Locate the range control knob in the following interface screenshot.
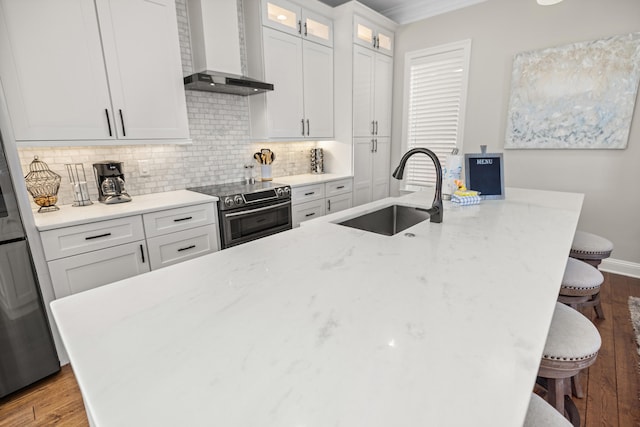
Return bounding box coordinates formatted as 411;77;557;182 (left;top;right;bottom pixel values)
234;195;243;205
275;188;284;197
224;197;234;207
283;187;291;195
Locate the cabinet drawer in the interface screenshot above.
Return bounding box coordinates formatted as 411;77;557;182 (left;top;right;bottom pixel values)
325;178;353;197
146;225;219;270
291;183;325;204
143;203;216;238
48;240;150;299
40;216;145;261
292;199;325;228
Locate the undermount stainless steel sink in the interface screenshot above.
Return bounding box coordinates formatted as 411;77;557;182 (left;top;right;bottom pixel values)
337;204;431;236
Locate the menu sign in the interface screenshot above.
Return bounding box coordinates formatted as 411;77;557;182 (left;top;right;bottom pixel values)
464;152;505;200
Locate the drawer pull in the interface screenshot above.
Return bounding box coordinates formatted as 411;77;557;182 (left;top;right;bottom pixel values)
140;244;145;263
85;233;112;241
177;245;196;252
305;212;316;217
304;192;315;196
173;216;193;222
336;185;345;190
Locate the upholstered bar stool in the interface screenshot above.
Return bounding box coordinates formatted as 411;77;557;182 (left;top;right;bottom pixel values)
537;302;601;425
558;257;605;318
569;231;613;319
524;393;572;427
570;230;613;269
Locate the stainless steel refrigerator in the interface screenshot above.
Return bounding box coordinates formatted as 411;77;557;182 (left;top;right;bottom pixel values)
0;131;59;398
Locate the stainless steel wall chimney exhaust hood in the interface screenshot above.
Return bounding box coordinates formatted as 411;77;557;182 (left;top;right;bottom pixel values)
184;0;273;96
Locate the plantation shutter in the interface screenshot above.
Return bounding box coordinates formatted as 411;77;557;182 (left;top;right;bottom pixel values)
403;41;470;189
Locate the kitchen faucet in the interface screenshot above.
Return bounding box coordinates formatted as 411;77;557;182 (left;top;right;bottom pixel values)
392;148;443;223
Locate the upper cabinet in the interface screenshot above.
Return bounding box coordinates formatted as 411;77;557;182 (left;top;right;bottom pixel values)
353;15;393;56
245;0;334;140
263;0;333;47
0;0;189;146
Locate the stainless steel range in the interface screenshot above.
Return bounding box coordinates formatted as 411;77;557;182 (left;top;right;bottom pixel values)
188;181;292;249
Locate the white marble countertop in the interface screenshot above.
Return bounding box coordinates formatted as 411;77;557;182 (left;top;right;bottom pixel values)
33;190;218;231
51;187;583;426
274;173;352;187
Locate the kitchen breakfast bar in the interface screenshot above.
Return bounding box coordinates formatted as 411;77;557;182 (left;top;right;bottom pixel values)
51;188;583;426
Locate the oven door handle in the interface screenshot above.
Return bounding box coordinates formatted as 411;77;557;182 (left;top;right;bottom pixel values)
224;201;291;217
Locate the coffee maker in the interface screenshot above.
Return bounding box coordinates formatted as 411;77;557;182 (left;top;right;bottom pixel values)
93;161;132;204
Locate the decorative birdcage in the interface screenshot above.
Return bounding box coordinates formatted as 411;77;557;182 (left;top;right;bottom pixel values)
24;156;62;213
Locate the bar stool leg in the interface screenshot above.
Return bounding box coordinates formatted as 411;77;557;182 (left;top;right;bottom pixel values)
571;372;585;398
547;377;566;416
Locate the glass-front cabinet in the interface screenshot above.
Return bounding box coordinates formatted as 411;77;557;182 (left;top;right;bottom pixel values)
262;0;333;47
353;15;393;56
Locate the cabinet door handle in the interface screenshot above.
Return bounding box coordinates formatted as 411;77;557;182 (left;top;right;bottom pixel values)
304;191;315;196
375;121;378;135
119;109;126;137
173;216;193;222
305;212;316;217
177;244;196;252
104;109;112;137
304;22;308;36
375;138;378;153
306;119;310;136
371;139;375;153
298;20;302;34
301;119;305;136
140;244;145;263
85;232;111;240
371;120;375;135
336;185;345;190
376;36;380;49
372;36;377;48
327;199;331;211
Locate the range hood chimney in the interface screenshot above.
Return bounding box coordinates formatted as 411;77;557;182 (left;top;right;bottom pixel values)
184;0;273;96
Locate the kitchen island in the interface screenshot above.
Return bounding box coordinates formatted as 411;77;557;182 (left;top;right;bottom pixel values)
51;188;583;426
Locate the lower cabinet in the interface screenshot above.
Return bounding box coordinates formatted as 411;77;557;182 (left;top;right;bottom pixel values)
292;199;325;228
47;240;150;299
326;192;352;214
41;201;219;299
146;225;218;270
353;137;390;206
291;178;353;227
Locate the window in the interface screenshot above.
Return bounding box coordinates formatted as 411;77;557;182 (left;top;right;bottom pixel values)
401;40;471;190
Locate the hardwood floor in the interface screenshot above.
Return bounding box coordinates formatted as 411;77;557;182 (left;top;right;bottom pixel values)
0;273;638;426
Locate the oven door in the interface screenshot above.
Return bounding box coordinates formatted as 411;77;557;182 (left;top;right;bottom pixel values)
220;200;292;249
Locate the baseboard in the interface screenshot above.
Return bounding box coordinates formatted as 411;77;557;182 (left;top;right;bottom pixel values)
600;258;640;279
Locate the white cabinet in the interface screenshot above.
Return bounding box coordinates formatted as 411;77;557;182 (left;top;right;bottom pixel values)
292;199;325;227
0;0;188;144
146;225;217;270
291;178;352;226
246;0;334;140
143;203;219;270
262;0;333;47
41;202;219;298
353;45;393;138
47;241;150;299
353;137;390;206
353;15;394;56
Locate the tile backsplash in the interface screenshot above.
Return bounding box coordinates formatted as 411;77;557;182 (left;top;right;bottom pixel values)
17;0;320;207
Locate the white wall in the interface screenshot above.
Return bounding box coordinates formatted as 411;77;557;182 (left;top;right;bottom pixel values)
391;0;640;268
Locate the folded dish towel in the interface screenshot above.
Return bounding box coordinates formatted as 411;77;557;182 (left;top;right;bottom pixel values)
451;194;481;205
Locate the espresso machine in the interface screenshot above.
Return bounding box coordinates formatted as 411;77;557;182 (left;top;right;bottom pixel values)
93;161;132;204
